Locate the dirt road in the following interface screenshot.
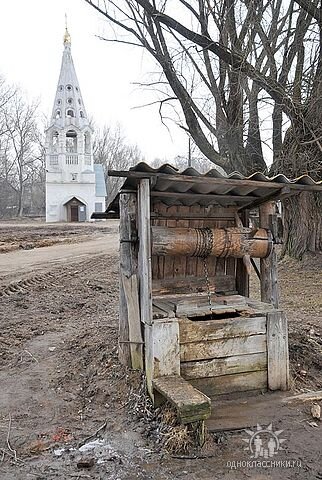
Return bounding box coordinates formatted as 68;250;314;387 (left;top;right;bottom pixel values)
0;234;119;281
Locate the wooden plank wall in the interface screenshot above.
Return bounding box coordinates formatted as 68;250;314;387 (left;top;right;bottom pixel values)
179;316;268;397
151;202;238;295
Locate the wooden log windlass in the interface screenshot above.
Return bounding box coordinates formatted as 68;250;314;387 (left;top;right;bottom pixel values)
152;226;272;259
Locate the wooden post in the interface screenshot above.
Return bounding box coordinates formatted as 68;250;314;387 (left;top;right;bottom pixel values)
121;274;143;370
119;192;142;368
259;202;279;308
236;209;249;297
138;179;153;326
267;311;289;391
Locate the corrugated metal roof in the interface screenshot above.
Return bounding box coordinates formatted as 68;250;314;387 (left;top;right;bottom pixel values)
94;164;107;197
105;162;322;213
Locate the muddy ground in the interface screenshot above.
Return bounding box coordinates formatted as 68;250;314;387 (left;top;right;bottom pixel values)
0;220;112;253
0;223;321;479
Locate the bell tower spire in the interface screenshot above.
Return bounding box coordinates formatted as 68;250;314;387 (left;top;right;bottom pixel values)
49;20;88;127
63;14;71;46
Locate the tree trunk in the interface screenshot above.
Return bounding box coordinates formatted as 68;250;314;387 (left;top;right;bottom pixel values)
282;192;322;258
273;4;322;258
17;184;24;217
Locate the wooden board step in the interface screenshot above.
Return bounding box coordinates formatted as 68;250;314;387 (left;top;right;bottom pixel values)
206;391;290;432
153;375;211;424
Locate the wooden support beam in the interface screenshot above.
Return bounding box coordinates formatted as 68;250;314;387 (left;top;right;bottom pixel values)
152;375;211;424
150;191;257;202
121;274;143;370
240;186;297;210
138;179;153;325
119;193;140;367
267;311;289;391
259;202;279;307
251;258;261;280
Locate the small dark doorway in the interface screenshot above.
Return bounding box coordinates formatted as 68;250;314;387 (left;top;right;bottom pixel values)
70;205;79;222
64;197;86;222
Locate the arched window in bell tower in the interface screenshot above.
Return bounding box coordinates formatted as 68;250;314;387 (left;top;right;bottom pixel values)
52;131;59;152
84;131;91;154
66;130;77;153
66;109;75;118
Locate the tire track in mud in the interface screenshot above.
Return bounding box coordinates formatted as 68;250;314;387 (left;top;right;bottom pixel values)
0;255;107;298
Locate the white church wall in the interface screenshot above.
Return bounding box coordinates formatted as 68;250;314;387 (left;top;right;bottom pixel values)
46;183;97;222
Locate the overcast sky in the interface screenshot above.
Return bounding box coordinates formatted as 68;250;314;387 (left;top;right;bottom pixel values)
0;0;188;162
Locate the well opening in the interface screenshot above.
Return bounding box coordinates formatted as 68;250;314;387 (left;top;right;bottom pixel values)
187;311;242;321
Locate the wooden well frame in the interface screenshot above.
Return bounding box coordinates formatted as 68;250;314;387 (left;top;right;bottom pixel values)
110;166;322;425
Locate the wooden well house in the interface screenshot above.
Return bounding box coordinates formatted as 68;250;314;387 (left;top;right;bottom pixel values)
102;163;322;427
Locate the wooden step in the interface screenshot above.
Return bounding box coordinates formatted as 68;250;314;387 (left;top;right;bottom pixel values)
152;375;211;424
206;391;291;432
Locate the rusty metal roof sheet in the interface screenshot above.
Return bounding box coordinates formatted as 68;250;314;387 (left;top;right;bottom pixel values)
99;162;322;215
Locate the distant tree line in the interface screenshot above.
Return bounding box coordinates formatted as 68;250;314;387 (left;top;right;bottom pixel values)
0;76;45;217
92;123;142;202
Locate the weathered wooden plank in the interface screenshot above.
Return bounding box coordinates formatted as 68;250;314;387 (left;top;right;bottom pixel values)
145;319;180;397
267;311;289;391
151;207;159;280
152;304;169;320
152;204;237;219
281;390;322;403
222;294;247;305
260;202;279;308
179;317;266;344
119;192;138;367
190;370;267;397
246;299;274;311
180;334;267;362
207;391;290;432
138;179;153;325
150;191;257;202
175;295;247;316
152;299;176;317
152;274;236;295
153;375;211;423
153;321;180;378
121;274;143;370
155;203;167;280
181;352;267;379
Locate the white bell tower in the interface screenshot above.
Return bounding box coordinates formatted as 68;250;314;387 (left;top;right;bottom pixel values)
45;23;106;222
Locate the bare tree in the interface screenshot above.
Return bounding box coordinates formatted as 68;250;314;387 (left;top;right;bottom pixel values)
0;85;43;216
93;124;142;200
